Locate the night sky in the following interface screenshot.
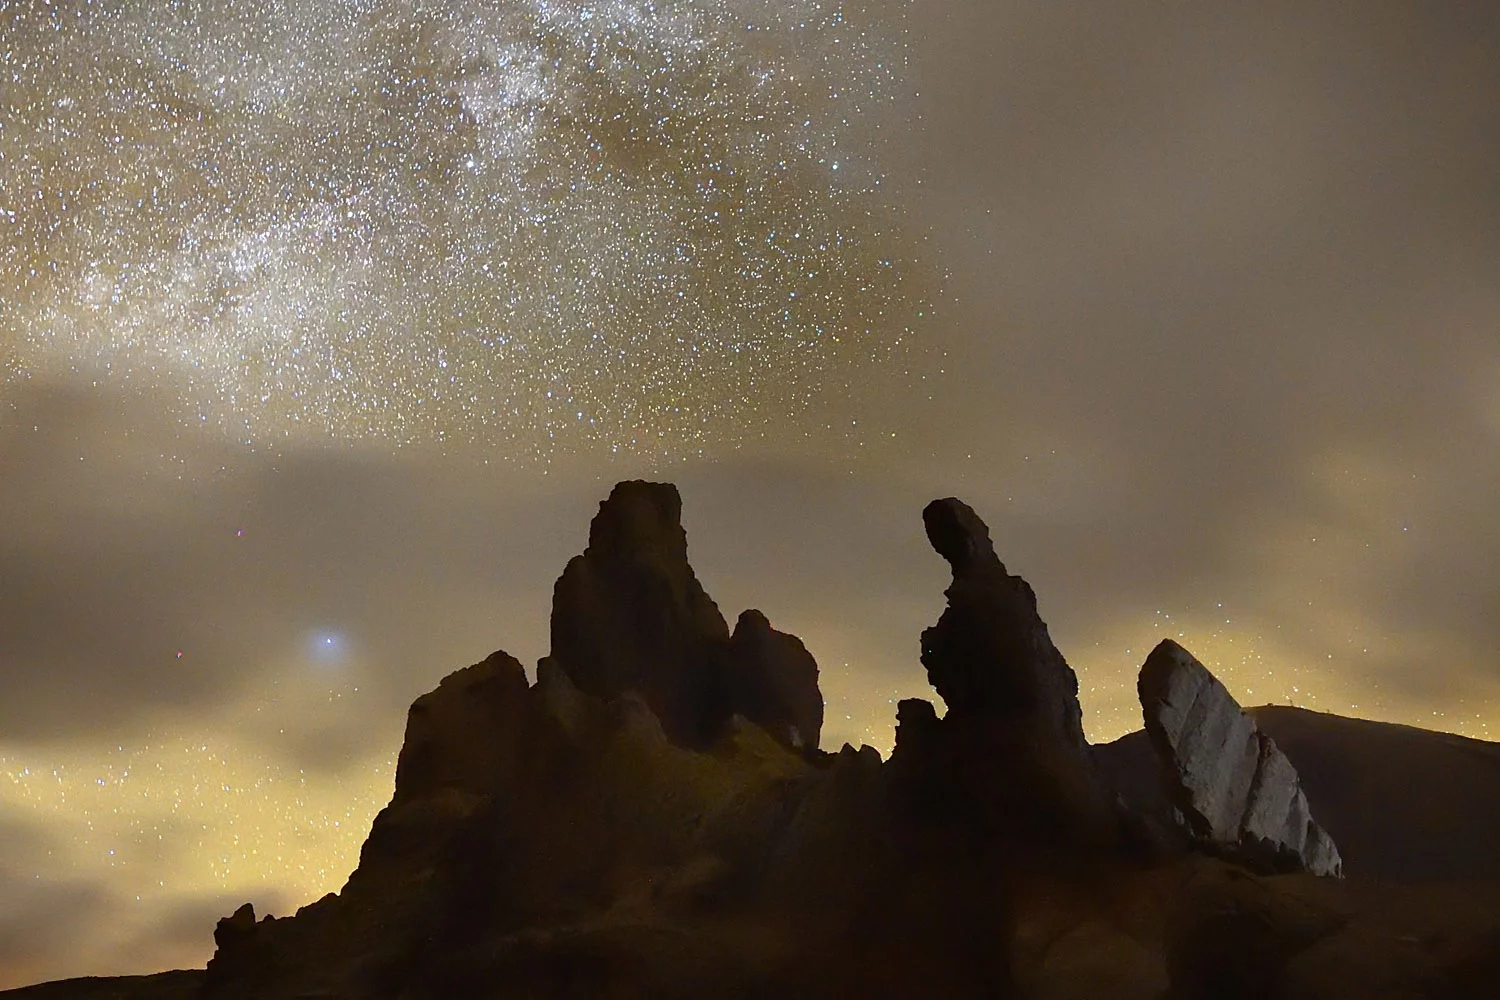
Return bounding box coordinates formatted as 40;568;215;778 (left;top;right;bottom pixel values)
3;0;1499;986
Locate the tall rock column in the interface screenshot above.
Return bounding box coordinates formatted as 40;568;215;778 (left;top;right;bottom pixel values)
549;480;823;750
895;498;1116;844
550;480;731;747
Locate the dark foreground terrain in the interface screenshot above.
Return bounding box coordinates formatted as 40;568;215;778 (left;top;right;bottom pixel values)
6;482;1499;998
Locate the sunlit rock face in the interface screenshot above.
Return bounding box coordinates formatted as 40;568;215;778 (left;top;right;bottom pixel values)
1139;639;1342;877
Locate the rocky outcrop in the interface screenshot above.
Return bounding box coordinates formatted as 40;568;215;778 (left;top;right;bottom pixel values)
549;480;732;746
723;609;822;750
201;642;817;999
897;498;1117;844
917;498;1089;745
1139;639;1341;876
1250;705;1500;881
176;482;1500;1000
550;480;820;750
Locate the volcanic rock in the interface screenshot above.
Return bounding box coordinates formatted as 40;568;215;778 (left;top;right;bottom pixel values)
1138;639;1342;876
86;480;1500;1000
201;643;816;999
1250;705;1500;881
917;498;1089;746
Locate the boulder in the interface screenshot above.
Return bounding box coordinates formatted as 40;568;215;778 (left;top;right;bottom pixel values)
1138;639;1341;876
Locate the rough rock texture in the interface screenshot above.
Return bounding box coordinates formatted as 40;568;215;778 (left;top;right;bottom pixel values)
918;498;1088;743
550;480;820;750
549;480;732;746
201;647;819;999
1139;639;1342;876
898;498;1117;844
1093;703;1500;883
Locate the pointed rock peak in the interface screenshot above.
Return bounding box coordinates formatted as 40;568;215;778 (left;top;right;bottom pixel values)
918;498;1081;744
213;903;257;950
586;479;691;566
913;498;1119;842
923;497;1004;578
1138;638;1200;707
551;482;823;751
1138;639;1342;877
734;608;772;635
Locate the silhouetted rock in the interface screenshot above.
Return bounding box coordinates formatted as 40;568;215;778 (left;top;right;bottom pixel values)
212;904;257;952
550;480;731;747
919;499;1084;735
901;497;1117;843
1139;639;1341;876
0;971;205;999
42;481;1500;1000
549;480;821;751
201;642;816;999
723;609;822;749
390;649;532;803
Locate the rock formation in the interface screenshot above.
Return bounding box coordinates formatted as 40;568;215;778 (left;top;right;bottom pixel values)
894;497;1118;844
1249;705;1500;881
549;480;820;750
1138;639;1342;876
41;481;1496;1000
722;609;823;750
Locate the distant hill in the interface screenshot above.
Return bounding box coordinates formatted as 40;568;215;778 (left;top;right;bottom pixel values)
0;972;202;1000
1094;705;1500;882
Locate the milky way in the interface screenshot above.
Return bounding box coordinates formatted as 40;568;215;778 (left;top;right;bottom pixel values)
1;0;928;457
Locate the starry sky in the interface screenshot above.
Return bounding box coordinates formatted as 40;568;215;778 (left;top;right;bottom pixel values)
2;0;1499;986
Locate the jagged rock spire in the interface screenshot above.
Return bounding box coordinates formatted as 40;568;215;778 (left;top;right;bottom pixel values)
923;496;1004;577
549;481;730;746
918;497;1087;750
902;497;1116;844
549;480;822;750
